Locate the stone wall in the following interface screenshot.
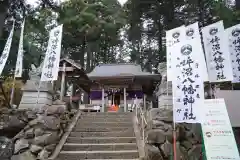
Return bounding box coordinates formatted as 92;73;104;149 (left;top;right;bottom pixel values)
10;101;75;160
145;108;204;160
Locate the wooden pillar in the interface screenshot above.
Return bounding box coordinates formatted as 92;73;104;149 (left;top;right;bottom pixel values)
70;83;73;106
102;87;105;112
124;87;127;112
143;94;146;111
60;62;66;101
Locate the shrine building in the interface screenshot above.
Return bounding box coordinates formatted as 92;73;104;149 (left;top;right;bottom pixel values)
87;63;160;112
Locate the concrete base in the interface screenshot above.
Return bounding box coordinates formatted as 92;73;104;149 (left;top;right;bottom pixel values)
18;80;53;110
19;92;53;109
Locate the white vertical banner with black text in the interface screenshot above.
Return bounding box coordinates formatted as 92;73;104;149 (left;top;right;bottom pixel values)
0;21;15;75
15;19;25;77
172;39;205;123
185;22;201;40
225;24;240;83
166;26;185;81
185;22;209;82
202;20;233;82
41;24;63;81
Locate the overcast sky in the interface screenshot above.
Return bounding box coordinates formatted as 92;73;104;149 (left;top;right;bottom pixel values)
25;0;128;6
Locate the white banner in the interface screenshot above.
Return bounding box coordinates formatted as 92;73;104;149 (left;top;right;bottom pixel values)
185;22;209;82
15;19;25;77
172;39;205;123
186;22;201;40
0;21;15;75
202;20;233;82
166;26;185;81
202;99;240;160
225;24;240;83
41;24;63;81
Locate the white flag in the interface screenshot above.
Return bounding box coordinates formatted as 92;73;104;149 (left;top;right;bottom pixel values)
0;21;15;75
172;39;205;123
202;20;233;82
185;22;209;82
225;24;240;83
15;19;25;77
40;24;63;81
166;26;185;81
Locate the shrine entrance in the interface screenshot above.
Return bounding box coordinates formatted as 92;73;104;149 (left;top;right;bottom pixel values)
87;63;160;112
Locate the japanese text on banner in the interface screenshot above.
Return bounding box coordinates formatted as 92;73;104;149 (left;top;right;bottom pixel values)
41;24;63;81
185;22;209;82
166;26;185;82
202;20;233;82
172;39;205;123
0;21;15;76
15;19;25;78
225;24;240;83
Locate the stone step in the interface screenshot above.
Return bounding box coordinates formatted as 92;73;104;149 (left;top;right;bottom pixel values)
57;150;139;159
73;127;132;132
82;113;133;117
79;116;132;122
62;143;137;151
66;137;136;143
83;112;133;116
57;159;139;160
75;122;133;128
57;159;138;160
79;118;132;122
70;130;135;137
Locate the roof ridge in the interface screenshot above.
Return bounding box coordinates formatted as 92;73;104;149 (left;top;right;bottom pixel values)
98;63;139;66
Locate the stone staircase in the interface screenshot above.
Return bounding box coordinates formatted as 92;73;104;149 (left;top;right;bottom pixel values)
56;112;139;160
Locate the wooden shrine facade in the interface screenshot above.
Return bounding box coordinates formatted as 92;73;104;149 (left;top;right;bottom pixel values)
87;63;161;112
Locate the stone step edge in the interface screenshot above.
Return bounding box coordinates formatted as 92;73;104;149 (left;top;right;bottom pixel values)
74;127;133;128
74;159;139;160
70;131;134;133
76;122;133;124
67;137;136;139
64;143;137;146
60;150;138;154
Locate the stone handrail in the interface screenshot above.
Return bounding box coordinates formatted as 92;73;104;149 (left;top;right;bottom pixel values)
135;103;147;143
48;110;82;160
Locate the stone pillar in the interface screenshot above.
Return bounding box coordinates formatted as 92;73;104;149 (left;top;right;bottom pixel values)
102;87;105;112
124;88;127;112
60;62;66;101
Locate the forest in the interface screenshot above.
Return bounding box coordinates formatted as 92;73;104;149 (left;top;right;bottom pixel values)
0;0;239;80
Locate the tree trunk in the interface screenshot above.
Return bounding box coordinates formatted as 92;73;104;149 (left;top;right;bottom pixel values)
0;12;6;39
79;35;86;68
86;42;92;73
164;0;176;29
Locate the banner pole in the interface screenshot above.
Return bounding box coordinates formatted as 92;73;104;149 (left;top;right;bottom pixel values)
10;75;16;106
167;80;177;160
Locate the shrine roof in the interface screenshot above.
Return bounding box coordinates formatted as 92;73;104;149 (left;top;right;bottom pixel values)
87;63;160;80
60;58;82;70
